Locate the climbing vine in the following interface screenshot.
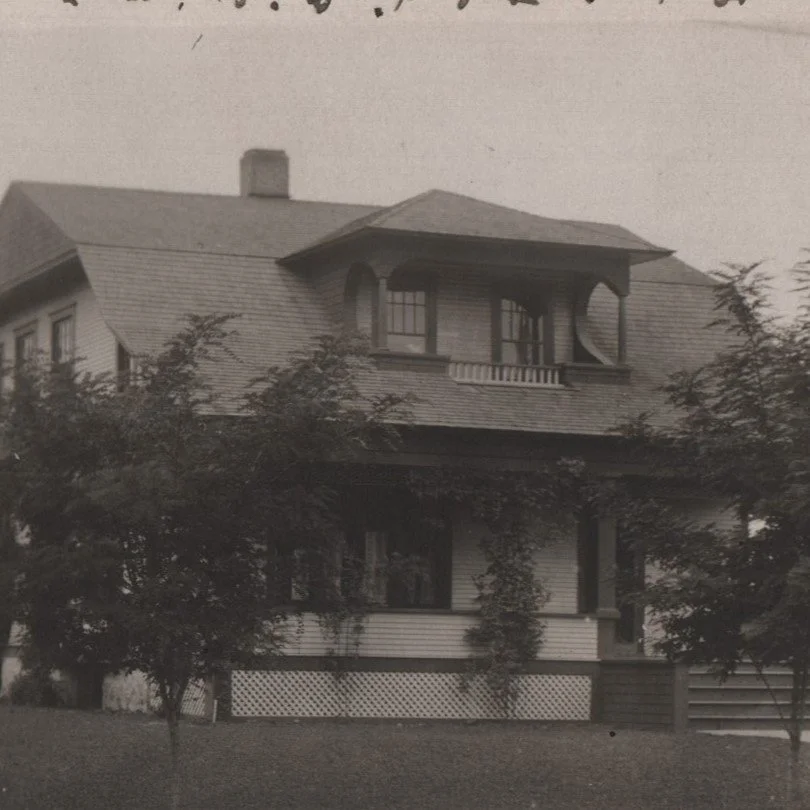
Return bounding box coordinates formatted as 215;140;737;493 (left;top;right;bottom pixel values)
409;460;585;716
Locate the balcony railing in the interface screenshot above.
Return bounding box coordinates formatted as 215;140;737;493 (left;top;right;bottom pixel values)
449;361;562;388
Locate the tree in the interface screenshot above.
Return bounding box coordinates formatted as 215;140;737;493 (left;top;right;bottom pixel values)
614;263;810;805
0;316;407;810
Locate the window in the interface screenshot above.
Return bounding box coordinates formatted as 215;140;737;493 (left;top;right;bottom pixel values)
385;274;437;354
345;492;451;609
14;327;36;370
497;297;543;366
51;314;75;367
116;342;132;391
387;289;427;353
287;490;452;610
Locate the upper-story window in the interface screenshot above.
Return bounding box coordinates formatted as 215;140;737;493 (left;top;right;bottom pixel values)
51;313;75;368
492;291;549;367
386;274;437;354
387;289;426;353
499;298;543;366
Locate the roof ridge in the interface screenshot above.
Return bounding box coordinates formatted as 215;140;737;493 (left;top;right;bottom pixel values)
364;188;440;228
12;180;384;211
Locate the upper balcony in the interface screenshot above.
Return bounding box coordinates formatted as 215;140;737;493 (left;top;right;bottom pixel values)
449;360;562;388
281;187;671;389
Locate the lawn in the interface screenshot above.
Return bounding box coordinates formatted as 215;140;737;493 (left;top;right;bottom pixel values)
0;707;803;809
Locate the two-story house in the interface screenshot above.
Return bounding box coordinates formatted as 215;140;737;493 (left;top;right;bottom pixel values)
0;149;730;726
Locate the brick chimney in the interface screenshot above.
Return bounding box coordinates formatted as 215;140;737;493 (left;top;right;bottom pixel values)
239;149;289;198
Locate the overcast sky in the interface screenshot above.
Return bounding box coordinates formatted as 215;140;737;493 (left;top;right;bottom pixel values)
1;1;809;314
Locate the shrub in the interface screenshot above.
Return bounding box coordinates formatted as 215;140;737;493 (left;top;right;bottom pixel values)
9;669;70;708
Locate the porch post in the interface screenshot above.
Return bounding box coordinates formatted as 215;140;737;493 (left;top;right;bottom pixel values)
596;516;620;659
374;275;389;350
617;294;628;365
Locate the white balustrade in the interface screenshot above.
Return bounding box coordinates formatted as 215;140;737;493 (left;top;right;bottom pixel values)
449;361;562;388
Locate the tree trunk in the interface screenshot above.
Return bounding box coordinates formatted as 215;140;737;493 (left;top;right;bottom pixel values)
167;704;182;810
162;682;187;810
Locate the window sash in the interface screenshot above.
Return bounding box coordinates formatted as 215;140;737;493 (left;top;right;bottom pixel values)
51;316;74;365
287;498;451;610
498;298;544;366
14;331;36;368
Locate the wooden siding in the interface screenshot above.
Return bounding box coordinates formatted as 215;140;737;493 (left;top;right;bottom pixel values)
0;280;116;378
281;612;597;661
280;511;596;662
452;511;579;614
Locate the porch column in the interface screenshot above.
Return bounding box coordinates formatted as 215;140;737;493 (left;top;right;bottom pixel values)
596;516;621;659
374;275;389;350
617;294;628;365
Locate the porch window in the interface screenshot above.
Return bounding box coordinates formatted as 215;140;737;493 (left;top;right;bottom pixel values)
287;490;452;610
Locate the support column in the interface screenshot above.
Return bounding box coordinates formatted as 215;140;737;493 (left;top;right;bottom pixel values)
375;275;389;350
596;516;620;659
617;294;628;365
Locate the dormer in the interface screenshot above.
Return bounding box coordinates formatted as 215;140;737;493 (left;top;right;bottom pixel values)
282;188;671;389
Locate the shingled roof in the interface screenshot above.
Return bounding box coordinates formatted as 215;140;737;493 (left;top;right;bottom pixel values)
0;178;724;436
285;189;671;266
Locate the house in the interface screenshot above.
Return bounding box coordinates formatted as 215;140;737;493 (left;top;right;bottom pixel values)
0;149;731;726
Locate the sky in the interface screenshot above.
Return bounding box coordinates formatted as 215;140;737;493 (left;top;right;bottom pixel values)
1;1;809;314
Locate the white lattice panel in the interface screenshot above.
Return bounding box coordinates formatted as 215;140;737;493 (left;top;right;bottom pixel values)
231;670;591;720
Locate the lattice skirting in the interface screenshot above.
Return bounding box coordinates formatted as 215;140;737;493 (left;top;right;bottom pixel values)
231;670;591;720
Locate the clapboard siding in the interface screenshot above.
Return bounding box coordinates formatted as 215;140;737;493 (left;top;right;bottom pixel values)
551;281;575;363
452;512;579;614
0;280;116;379
281;612;597;660
451;510;487;611
436;271;492;361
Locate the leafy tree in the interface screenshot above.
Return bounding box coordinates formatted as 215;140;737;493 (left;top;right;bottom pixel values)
0;316;407;809
614;263;810;804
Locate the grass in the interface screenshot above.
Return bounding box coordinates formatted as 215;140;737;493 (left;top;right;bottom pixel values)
0;707;804;809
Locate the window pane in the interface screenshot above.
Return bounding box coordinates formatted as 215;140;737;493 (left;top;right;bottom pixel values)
386;284;429;352
500;298;543;366
52;317;73;364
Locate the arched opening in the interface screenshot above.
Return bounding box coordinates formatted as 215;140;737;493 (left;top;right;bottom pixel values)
573;280;626;366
